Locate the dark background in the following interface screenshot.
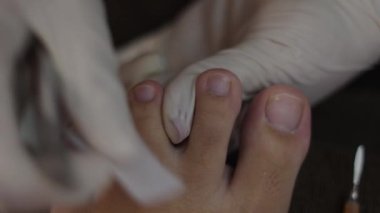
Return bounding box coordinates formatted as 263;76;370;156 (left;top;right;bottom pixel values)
103;0;380;212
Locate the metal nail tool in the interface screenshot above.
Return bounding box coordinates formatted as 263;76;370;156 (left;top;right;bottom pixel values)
344;145;365;213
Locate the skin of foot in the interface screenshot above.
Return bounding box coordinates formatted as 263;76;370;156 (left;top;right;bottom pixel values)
51;69;311;213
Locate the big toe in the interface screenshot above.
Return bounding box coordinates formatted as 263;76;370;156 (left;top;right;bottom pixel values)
231;85;311;212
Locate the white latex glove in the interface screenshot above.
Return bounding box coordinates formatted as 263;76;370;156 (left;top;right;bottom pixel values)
0;0;180;211
120;0;380;143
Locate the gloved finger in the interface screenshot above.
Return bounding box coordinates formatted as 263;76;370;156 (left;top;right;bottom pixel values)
0;33;112;210
0;60;53;210
0;4;56;210
118;27;171;89
16;0;182;204
163;0;380;143
163;42;362;143
0;59;78;211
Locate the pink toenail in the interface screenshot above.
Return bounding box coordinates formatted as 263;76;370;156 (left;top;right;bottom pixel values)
134;84;155;102
265;93;303;132
206;74;231;96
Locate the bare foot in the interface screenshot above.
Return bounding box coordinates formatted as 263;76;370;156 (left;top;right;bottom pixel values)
52;69;311;213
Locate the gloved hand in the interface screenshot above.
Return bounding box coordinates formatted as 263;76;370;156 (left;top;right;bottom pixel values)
0;0;180;211
120;0;380;143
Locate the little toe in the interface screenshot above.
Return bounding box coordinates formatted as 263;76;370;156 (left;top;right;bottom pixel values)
183;69;242;185
231;85;311;212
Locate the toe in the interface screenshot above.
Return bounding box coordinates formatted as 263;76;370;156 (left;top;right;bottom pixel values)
231;85;311;212
183;69;242;186
128;81;174;165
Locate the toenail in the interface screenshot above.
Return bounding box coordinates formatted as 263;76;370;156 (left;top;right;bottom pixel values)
206;74;231;96
265;93;303;132
133;84;155;102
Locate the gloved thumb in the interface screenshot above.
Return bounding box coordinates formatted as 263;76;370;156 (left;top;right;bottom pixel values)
163;36;373;143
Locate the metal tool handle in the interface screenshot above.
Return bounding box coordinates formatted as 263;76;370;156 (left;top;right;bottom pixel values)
344;200;360;213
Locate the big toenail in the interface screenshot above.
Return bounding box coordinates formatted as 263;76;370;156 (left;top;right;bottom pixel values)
265;93;303;132
134;84;155;102
206;74;231;96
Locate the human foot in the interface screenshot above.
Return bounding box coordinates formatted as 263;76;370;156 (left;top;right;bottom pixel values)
52;69;311;213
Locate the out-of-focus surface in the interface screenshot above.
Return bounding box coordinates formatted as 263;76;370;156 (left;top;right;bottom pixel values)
105;0;192;47
104;0;380;212
293;69;380;213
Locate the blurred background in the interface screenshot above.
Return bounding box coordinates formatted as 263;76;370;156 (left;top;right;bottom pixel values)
103;0;380;212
